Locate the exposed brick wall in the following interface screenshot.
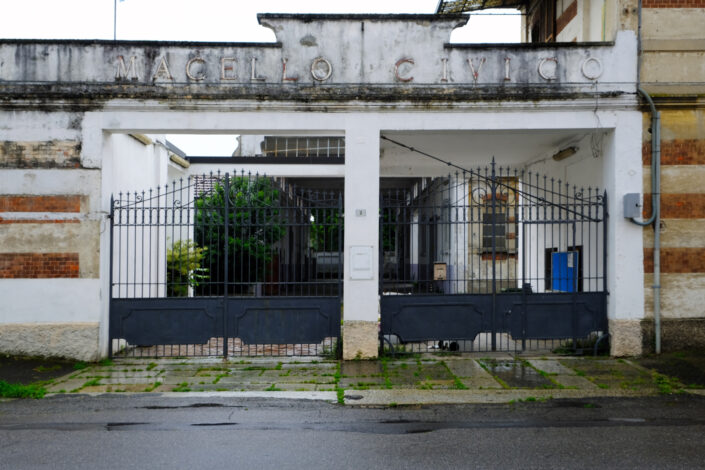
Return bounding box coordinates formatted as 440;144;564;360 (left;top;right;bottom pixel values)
644;248;705;273
643;193;705;218
0;141;81;169
0;253;79;278
556;1;578;36
643;0;705;6
643;140;705;165
0;196;81;213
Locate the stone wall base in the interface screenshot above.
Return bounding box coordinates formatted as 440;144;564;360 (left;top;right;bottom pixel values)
641;318;705;353
342;320;378;360
609;319;643;356
0;322;100;361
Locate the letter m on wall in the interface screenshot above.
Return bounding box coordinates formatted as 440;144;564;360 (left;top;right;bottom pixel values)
116;55;139;81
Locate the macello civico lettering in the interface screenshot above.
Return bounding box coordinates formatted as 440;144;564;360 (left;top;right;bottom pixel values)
114;54;603;84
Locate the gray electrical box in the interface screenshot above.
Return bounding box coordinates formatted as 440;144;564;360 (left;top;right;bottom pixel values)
623;193;641;218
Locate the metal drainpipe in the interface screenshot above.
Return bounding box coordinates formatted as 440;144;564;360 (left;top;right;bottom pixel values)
633;0;662;354
633;87;661;354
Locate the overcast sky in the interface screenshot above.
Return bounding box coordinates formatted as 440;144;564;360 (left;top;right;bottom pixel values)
1;0;520;155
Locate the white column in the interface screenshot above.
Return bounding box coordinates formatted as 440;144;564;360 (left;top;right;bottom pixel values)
603;110;645;355
343;122;380;359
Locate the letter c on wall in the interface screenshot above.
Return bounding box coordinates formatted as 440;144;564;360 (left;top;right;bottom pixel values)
395;58;415;82
186;57;206;81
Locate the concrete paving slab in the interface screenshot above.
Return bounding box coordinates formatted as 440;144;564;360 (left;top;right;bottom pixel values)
456;375;504;390
416;362;453;381
46;379;87;393
213;374;264;385
445;359;493;378
341;361;382;377
527;360;577;376
281;362;336;370
257;370;294;380
340;377;386;389
558;359;657;391
98;378;155;386
260;374;334;385
159;376;202;385
479;359;555;389
269;383;319;392
421;379;457;390
553;375;599;389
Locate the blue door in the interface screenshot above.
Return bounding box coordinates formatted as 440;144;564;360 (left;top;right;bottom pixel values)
552;251;579;292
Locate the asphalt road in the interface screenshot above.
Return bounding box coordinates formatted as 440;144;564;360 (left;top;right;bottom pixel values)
1;394;704;469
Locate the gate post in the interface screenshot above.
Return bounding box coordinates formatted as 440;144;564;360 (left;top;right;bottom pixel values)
342;124;380;359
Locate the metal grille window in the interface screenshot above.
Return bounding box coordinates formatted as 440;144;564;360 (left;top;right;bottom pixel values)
262;136;345;159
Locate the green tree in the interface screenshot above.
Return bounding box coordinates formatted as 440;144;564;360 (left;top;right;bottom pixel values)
310;207;342;252
194;176;286;294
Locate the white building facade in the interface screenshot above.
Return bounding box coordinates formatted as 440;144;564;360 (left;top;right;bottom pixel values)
0;14;645;359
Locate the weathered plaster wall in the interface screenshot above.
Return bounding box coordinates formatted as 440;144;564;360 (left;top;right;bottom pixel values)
0;110;104;359
0;110;167;359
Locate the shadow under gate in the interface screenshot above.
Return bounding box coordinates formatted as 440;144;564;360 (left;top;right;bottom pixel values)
109;172;343;358
379;161;608;354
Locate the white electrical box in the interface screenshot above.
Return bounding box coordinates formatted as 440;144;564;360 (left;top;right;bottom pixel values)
349;246;373;280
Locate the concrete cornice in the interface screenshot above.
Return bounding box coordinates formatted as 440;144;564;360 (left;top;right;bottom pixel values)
2;94;638;114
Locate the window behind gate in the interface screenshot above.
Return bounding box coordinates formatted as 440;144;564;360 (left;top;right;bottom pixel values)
474;177;517;257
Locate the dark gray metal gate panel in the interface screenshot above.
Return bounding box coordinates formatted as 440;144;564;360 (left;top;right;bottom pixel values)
109;172;343;357
381;295;491;343
110;298;222;345
379;159;608;352
509;292;607;340
227;297;341;344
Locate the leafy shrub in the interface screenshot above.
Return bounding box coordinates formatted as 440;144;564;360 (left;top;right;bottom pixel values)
166;240;208;297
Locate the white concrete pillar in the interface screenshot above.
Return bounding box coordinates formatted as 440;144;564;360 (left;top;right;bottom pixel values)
603;111;645;355
343;122;380;359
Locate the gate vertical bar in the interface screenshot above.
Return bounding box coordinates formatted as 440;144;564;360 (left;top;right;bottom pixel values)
223;173;230;357
108;195;115;358
602;191;608;334
521;220;527;352
338;191;344;358
571;222;578;349
490;159;497;351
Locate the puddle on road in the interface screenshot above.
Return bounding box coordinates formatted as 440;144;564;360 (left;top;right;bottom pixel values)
479;360;554;388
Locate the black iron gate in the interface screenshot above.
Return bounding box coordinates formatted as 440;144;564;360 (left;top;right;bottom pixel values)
110;172;342;358
380;161;607;353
